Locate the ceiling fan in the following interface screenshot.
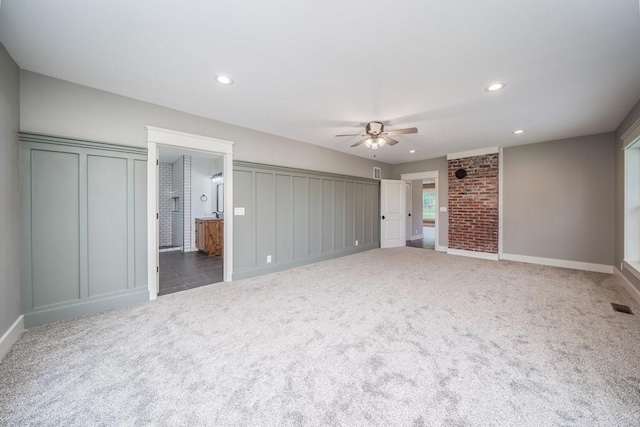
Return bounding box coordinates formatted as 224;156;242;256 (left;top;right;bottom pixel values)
335;121;418;150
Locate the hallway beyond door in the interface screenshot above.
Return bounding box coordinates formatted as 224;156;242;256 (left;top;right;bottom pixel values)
406;225;435;250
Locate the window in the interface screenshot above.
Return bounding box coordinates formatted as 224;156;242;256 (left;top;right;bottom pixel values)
423;189;436;220
624;134;640;276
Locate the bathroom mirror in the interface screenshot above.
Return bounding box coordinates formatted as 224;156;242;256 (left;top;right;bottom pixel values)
216;183;224;213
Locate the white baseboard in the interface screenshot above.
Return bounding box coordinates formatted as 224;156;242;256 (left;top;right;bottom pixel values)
0;315;24;362
614;268;640;306
500;253;614;274
410;234;423;240
447;248;499;261
435;245;448;252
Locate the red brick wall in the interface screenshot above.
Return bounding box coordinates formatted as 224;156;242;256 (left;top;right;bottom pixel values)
448;153;499;253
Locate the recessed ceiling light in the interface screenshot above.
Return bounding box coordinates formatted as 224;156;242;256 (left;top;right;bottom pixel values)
409;150;416;153
486;82;505;92
215;75;234;85
513;129;525;134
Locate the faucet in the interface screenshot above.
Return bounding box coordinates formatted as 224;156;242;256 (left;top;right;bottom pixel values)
212;212;219;218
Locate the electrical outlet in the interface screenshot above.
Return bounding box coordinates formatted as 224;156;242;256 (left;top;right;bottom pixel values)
355;240;359;246
267;255;272;263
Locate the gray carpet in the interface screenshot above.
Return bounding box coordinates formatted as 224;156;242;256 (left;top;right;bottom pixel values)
1;247;640;426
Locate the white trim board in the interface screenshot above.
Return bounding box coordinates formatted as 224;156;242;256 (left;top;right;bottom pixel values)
399;169;441;251
621;117;640;148
447;248;499;261
147;126;234;154
447;146;499;160
146;127;235;301
500;253;614;274
435;245;448;252
623;260;640;282
400;170;438;181
0;315;24;362
614;268;640;307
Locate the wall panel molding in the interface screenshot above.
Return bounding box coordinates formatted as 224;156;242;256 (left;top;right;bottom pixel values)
19;132;147;155
20;132;148;327
233;162;380;279
234;161;380;184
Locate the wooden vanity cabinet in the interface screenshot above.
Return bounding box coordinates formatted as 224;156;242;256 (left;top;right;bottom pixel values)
195;219;223;256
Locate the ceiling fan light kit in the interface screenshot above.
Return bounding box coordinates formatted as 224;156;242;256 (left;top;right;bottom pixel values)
364;137;385;150
336;121;418;150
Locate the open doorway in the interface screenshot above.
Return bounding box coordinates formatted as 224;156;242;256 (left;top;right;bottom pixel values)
157;146;224;296
419;179;436;249
147;127;234;301
400;170;439;251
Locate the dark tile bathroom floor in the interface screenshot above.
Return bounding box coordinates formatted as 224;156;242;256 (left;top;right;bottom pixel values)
406;226;436;250
159;251;223;296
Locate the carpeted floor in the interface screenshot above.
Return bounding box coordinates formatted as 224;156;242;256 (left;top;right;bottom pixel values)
1;247;639;426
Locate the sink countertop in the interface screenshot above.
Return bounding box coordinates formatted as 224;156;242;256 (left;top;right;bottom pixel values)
196;216;223;221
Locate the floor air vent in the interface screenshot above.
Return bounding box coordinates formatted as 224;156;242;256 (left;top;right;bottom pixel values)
611;303;634;315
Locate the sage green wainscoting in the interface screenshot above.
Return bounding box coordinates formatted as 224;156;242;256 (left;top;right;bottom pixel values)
20;132;148;327
233;162;380;279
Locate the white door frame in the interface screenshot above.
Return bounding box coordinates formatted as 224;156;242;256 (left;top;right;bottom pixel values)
146;126;234;300
400;170;440;250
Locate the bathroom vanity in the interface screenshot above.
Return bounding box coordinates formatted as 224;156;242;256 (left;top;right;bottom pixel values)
195;217;224;256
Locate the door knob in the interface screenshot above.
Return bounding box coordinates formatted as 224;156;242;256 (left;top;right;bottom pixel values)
408;213;412;216
381;215;385;219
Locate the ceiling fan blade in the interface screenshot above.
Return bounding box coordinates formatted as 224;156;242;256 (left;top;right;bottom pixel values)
351;137;370;147
381;136;399;146
384;127;418;136
335;133;363;137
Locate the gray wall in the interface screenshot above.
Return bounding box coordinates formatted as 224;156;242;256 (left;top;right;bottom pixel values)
0;43;21;339
20;134;148;326
616;96;640;290
171;156;191;249
233;162;380;279
20;71;391;180
502;133;616;265
410;180;422;237
392;157;448;247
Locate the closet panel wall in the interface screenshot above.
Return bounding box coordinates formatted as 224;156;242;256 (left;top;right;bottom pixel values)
233;162;380;279
20;132;148;327
29;150;81;308
87;155;128;296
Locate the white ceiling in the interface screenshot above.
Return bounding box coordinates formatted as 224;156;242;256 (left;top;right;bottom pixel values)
1;1;640;164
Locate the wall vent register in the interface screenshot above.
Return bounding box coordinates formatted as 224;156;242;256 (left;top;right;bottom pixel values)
373;167;381;180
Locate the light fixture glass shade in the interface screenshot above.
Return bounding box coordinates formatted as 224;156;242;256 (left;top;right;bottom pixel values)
364;138;373;148
370;143;379;150
377;137;386;147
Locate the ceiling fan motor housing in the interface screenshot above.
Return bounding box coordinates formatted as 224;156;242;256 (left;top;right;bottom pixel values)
366;122;384;135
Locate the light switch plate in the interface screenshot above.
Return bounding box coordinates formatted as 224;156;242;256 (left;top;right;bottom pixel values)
234;207;245;215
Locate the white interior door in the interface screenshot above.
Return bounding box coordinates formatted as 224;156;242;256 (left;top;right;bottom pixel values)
380;179;406;248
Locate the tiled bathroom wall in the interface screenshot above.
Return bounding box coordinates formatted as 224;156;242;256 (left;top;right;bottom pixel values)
171;156;192;250
159;162;173;247
182;156;191;251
